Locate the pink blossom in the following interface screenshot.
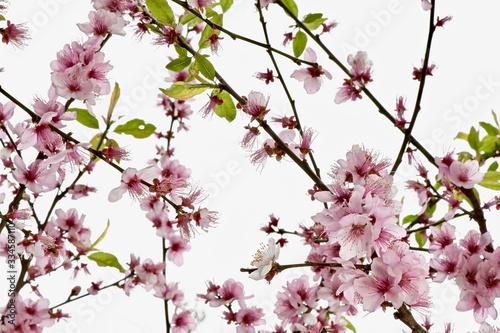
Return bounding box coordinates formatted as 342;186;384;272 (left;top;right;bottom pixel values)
187;0;213;11
12;156;60;193
209;278;246;307
242;91;270;121
93;0;138;14
354;257;403;311
275;275;318;324
171;310;196;333
135;258;165;289
429;222;455;254
0;101;15;125
50;36;112;106
430;243;465;282
290;48;332;94
0;20;29;48
421;0;432;10
332;214;373;260
15;296;55;330
335;51;373;104
448;159;484;189
87;280;103;295
108;166;158;202
167;234;191;266
236;307;266;333
77;9;127;36
255;68;274;84
456;290;497;323
154;282;184;306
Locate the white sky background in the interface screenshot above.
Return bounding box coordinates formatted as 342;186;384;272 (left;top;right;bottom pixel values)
1;0;500;332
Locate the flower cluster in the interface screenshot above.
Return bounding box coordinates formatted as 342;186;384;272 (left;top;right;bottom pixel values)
429;223;499;323
335;51;373;104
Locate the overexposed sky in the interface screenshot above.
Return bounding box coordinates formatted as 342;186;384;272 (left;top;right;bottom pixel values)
1;0;500;332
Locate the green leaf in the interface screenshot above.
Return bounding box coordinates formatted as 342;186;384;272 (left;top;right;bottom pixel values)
293;30;307;57
146;0;174;25
166;57;192;72
0;14;5;21
194;54;215;81
179;11;200;26
488;161;499;171
114;119;156;139
302;13;327;30
478;170;500;190
175;45;188;57
144;23;163;34
90;133;103;150
402;214;419;225
342;316;356;333
89;220;110;251
107;83;120;123
480;135;498;154
69;108;99;129
455;131;468;141
280;0;299;17
479;121;498;136
198;24;213;49
160;82;213;99
88;252;125;273
468;126;480;152
415;230;427;247
220;0;234;12
492;110;499;127
214;90;236;122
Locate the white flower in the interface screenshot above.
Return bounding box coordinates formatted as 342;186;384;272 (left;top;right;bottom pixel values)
249;238;280;280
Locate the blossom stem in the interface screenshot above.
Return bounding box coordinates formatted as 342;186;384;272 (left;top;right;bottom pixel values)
49;274;131;310
169;0;316;67
0;85;182;211
395;304;428;333
256;2;325;195
391;0;436;175
275;0;436;168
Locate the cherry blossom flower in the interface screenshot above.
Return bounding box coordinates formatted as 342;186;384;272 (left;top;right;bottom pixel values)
0;20;29;48
93;0;138;14
290;48;332;94
236;307;266;333
171;310;196;333
255;68;274;84
456;290;498;323
242;91;270;121
421;0;432;10
167;234;191;266
209;279;246;307
335;51;373;104
448;159;484;189
77;9;127;36
50;36;112;107
187;0;213;11
154;282;185;306
0;101;15;125
331;214;373;260
354;257;403;311
249;238;280;281
108;166;159;202
12;156;60;193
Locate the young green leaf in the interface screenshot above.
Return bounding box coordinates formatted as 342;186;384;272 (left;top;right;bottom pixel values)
479;121;498;136
478;170;500;190
160;82;213;99
0;15;5;21
88;251;125;273
194;54;215;81
343;316;356;333
69;108;99;129
402;214;419;225
492;109;499;127
106;83;120;123
146;0;174;25
302;13;327;30
415;231;427;248
214;90;236;122
166;57;192;72
280;0;299;17
467;126;480;152
488;161;499;171
89;220;111;251
114;119;156;139
220;0;234;12
293;30;307;57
